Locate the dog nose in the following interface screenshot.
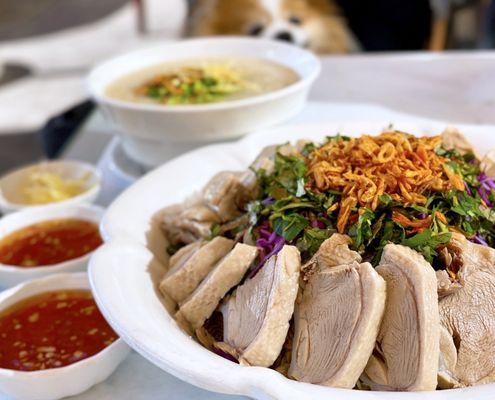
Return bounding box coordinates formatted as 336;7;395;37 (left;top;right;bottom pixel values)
274;31;294;43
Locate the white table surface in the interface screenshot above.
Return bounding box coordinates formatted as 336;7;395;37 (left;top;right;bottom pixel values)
3;52;495;399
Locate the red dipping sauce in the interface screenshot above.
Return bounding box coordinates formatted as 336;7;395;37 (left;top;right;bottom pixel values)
0;219;102;267
0;290;118;371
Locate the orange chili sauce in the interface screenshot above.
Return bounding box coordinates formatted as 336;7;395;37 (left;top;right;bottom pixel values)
0;290;118;371
0;219;102;267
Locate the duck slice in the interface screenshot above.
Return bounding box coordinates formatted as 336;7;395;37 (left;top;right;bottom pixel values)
161;170;259;246
220;245;301;367
437;233;495;388
162;204;220;245
480;148;495;178
177;243;258;329
302;233;361;278
202;171;257;222
159;237;234;303
441;127;478;158
168;240;202;270
289;261;386;388
365;244;439;391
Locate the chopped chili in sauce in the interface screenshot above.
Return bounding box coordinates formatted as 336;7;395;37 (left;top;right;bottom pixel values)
0;290;118;371
0;219;102;267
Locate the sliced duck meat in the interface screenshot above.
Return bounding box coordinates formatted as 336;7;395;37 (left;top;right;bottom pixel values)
220;245;301;367
435;270;463;298
437;233;495;388
203;171;252;222
168;240;202;270
441;127;479;158
159;236;234;303
289;261;386;388
162;204;220;245
302;233;361;279
162;171;257;246
250;145;278;173
481;148;495;178
365;244;439;391
178;243;258;329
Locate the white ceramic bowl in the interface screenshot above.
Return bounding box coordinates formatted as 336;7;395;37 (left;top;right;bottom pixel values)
90;121;495;400
0;272;130;400
0;160;101;214
87;37;320;167
0;204;104;288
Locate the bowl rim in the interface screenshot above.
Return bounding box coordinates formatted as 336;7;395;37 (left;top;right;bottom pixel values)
0;204;104;273
87;36;321;113
0;271;128;379
90;120;495;399
0;159;102;211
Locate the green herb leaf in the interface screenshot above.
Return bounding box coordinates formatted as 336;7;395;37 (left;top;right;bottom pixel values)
401;229;451;262
296;228;332;255
247;200;262;226
207;223;221;240
379;194;392;206
348;208;375;251
273;213;309;241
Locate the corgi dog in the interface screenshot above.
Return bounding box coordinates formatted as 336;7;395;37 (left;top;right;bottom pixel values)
185;0;360;54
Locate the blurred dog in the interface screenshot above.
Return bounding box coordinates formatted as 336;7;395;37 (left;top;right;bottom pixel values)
185;0;360;54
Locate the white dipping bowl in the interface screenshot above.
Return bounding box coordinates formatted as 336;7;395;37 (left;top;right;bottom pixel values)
88;37;320;167
0;160;101;214
0;204;104;288
0;272;130;400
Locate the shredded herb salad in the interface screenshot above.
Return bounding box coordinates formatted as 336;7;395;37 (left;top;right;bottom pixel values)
244;132;495;269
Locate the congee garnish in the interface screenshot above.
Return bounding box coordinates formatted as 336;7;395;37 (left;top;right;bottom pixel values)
135;65;245;105
105;58;299;105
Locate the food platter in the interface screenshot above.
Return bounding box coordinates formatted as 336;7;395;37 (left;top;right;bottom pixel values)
89;121;495;400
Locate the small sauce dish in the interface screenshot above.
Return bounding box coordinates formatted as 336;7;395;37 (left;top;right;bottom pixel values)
0;160;101;214
0;272;130;400
0;204;104;288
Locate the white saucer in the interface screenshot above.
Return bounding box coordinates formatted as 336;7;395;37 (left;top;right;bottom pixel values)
108;137;147;184
96;137;146;206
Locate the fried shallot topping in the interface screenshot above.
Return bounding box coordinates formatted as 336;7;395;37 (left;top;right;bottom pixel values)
306;132;464;232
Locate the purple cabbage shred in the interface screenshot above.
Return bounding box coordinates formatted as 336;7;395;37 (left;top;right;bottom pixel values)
311;220;326;229
212;347;239;363
464;181;473;196
476;173;495;207
249;223;285;278
478;172;495;189
261;196;274;206
477;187;493;208
471;233;489;246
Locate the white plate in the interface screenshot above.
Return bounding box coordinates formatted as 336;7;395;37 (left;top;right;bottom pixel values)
89;121;495;399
